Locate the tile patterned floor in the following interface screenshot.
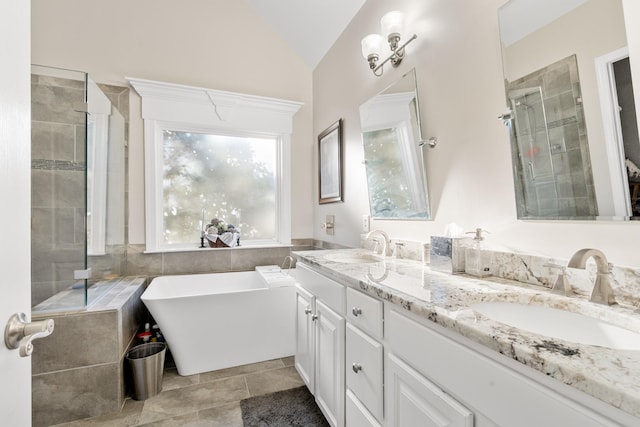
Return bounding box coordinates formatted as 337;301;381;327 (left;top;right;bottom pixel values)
52;356;304;427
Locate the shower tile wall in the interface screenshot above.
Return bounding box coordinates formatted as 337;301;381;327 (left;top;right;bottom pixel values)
508;55;598;218
31;75;131;308
31;73;87;307
31;276;147;427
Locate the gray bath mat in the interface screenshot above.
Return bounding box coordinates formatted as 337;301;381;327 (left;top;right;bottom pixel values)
240;386;329;427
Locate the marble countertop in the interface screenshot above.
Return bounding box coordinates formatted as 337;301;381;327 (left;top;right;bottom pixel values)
292;248;640;419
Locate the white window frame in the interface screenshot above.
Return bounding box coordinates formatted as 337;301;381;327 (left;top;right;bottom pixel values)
127;77;302;252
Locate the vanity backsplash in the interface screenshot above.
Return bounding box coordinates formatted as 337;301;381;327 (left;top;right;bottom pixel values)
487;250;639;307
363;236;640;308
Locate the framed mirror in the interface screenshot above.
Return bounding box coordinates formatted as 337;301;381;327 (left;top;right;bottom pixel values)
498;0;640;220
359;69;431;220
318;119;343;204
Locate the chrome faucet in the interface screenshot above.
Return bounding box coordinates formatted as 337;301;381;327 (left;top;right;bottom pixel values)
567;248;616;305
366;230;393;257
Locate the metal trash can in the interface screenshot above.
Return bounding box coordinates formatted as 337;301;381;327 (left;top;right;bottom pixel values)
126;342;166;400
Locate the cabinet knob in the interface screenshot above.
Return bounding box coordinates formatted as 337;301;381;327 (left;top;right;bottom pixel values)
311;314;318;321
352;363;362;373
352;306;362;317
304;306;312;315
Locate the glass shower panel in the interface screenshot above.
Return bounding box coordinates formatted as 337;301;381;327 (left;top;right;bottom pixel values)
31;65;88;312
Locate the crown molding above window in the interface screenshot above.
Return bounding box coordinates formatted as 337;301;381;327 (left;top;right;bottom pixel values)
127;77;303;134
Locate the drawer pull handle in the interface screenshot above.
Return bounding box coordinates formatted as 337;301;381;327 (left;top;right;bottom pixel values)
352;363;362;373
352;307;362;317
311;314;318;321
304;307;312;315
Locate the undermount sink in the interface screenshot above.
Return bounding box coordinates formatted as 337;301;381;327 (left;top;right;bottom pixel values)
471;302;640;350
323;252;383;264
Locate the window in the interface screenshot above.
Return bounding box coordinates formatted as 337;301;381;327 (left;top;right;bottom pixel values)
162;130;277;245
128;78;302;252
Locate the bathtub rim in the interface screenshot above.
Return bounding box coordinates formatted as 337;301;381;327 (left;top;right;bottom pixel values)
142;270;281;301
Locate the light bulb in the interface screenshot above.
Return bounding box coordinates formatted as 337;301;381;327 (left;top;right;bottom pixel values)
381;11;404;38
361;34;384;59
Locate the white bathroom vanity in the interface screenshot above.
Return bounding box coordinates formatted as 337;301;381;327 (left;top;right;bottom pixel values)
292;249;640;427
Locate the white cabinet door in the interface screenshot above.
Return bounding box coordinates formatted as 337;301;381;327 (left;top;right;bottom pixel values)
295;284;315;391
315;299;345;427
386;353;473;427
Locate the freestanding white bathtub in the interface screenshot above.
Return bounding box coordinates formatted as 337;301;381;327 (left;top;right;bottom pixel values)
141;269;295;376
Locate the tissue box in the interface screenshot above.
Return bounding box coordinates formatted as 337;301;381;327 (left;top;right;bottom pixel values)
429;236;466;274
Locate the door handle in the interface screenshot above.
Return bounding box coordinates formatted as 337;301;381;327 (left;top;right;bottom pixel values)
528;162;535;181
4;312;54;357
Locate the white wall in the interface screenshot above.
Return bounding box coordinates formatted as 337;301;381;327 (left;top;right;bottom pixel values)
31;0;315;244
313;0;640;267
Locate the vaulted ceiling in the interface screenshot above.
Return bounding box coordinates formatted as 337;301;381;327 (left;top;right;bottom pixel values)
245;0;367;69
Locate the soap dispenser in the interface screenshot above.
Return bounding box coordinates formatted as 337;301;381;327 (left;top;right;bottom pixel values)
465;228;492;277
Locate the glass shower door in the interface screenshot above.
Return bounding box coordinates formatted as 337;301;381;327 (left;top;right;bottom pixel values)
30;65;88;312
510;88;558;217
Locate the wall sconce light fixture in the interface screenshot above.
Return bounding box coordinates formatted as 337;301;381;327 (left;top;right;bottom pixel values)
361;11;417;77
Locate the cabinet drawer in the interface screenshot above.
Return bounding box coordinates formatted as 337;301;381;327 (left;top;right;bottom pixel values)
294;262;345;315
346;323;383;421
346;390;382;427
346;287;383;339
386;353;473;427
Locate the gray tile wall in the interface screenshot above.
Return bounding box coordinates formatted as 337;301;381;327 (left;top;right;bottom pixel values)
125;241;323;277
31;73;87;307
31;277;146;427
33;363;120;426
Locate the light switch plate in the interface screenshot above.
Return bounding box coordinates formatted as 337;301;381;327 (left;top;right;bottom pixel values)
323;215;335;235
362;214;370;233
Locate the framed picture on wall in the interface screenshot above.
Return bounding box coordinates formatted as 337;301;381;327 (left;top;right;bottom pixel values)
318;119;343;204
